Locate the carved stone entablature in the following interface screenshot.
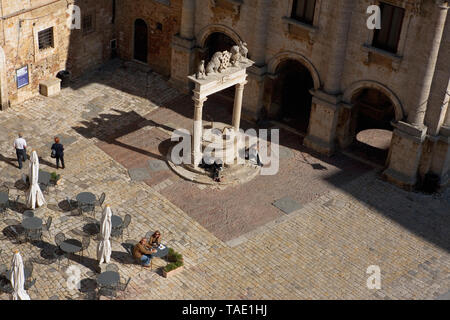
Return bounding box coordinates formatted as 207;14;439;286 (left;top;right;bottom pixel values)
210;0;243;15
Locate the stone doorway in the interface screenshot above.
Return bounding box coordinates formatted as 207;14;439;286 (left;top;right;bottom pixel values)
134;19;148;63
347;88;396;166
270;60;314;134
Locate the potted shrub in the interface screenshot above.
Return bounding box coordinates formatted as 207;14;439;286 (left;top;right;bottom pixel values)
50;172;62;185
163;248;184;278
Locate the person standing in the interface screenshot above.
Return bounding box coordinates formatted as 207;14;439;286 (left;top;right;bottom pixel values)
13;133;27;169
51;137;65;169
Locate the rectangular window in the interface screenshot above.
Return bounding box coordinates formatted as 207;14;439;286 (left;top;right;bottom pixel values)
291;0;316;25
372;3;405;53
82;14;95;35
38;27;54;50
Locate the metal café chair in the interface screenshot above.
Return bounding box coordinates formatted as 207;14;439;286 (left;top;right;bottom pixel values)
80;236;90;259
9;226;27;244
0;264;7;277
95;193;106;210
41;216;53;240
117;277;131;293
121;214;131;241
24;259;34;280
54;232;66;269
0;184;9;218
105;263;119;272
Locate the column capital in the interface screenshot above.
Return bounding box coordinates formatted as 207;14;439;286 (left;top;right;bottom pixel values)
435;0;449;9
237;81;248;89
192;96;207;106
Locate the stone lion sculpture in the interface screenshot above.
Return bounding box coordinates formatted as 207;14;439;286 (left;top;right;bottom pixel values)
206;51;223;75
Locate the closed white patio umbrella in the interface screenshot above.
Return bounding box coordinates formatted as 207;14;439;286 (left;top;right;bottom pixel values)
10;251;30;300
25;150;46;210
97;205;112;264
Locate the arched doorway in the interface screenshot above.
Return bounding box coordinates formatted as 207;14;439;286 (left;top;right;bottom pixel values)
134;19;148;63
271;59;314;133
347;88;396;166
203;32;237;61
202;32;237;104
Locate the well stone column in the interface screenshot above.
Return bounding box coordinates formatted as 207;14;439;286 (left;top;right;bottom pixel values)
193;96;206;167
232;81;247;131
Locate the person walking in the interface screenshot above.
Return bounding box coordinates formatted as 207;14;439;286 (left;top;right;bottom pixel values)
13;133;27;169
51;137;65;169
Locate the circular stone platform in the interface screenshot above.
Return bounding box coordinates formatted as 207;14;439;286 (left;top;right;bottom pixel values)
166;145;261;186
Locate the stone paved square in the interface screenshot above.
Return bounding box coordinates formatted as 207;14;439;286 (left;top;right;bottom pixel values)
0;62;448;301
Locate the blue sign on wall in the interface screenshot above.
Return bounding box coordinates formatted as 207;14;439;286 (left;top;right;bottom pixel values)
16;65;29;89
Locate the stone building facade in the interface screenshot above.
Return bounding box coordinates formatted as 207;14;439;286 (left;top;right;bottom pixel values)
0;0;448;190
0;0;114;107
170;0;450;190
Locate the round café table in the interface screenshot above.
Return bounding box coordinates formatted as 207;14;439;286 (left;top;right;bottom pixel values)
152;243;169;259
111;215;122;229
59;239;83;265
38;171;51;185
23;210;34;218
76;192;96;205
97;271;120;288
21;217;42;231
59;239;82;254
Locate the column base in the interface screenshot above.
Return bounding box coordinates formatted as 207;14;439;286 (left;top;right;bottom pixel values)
382;121;427;190
304;90;340;156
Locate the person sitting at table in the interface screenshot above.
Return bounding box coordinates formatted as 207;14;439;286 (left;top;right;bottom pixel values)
132;238;156;268
148;231;161;247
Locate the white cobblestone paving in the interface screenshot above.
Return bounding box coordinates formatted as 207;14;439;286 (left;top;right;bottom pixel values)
0;63;448;300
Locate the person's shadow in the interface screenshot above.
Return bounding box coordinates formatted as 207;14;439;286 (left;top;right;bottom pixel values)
38;156;57;169
0;153;19;168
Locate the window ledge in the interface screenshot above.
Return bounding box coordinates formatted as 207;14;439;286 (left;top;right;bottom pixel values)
282;17;318;44
362;44;403;70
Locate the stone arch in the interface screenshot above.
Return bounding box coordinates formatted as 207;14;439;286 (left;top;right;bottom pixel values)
196;24;243;49
0;46;8;110
267;51;321;90
342;80;404;121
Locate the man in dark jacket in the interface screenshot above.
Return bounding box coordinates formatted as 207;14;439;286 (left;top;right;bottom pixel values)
51;137;65;169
